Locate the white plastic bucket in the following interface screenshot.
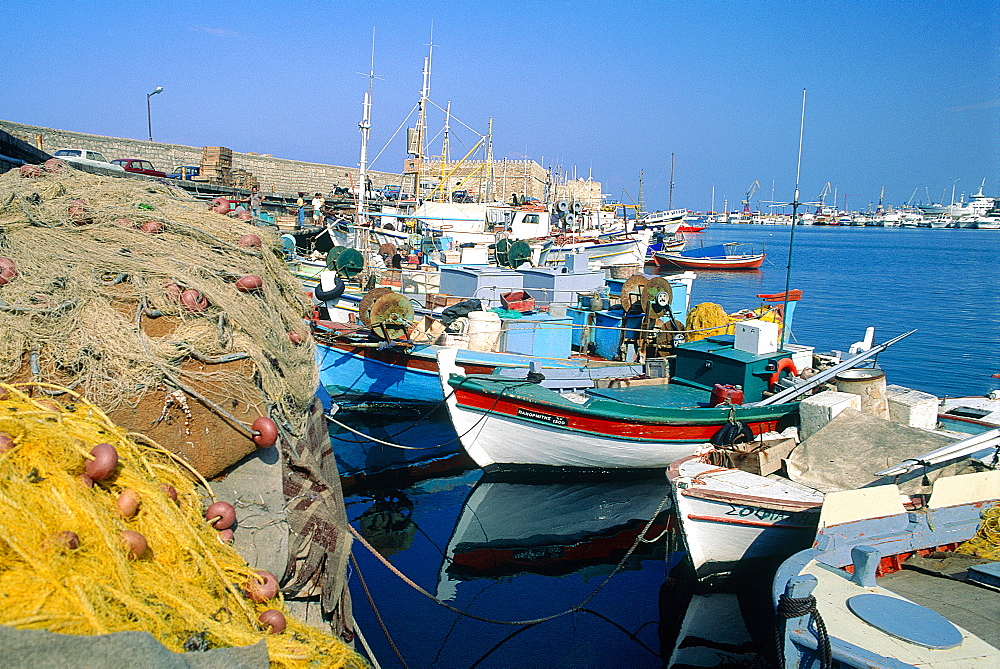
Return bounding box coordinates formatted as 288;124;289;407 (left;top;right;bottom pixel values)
467;311;502;352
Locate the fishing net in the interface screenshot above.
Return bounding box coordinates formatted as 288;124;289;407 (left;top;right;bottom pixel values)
956;502;1000;561
0;165;317;476
684;301;783;343
0;382;366;668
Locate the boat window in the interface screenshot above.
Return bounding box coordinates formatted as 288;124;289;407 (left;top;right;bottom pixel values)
945;406;991;419
524;214;539;225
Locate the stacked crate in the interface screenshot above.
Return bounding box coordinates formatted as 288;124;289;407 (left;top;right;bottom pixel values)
230;168;258;190
200;146;232;186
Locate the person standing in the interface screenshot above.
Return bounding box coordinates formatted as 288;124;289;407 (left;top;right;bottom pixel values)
312;193;325;225
249;187;263;220
296;192;305;228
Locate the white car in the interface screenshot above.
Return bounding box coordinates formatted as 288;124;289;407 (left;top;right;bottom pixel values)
51;148;126;173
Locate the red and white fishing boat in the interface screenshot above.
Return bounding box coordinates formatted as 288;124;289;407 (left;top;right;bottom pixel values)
652;242;765;270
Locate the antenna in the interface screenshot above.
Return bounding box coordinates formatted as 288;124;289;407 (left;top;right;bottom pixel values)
780;89;808;348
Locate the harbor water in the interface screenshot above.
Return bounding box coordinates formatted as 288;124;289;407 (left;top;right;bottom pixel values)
337;224;999;668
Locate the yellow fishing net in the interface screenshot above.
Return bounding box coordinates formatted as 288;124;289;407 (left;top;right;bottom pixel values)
684;302;783;343
956;502;1000;561
0;382;367;668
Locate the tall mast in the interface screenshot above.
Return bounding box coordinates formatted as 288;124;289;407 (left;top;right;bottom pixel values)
357;27;375;244
485;116;494;203
439;101;450;202
668;152;675;210
638;170;644;214
780;89;807;349
412;27;433;197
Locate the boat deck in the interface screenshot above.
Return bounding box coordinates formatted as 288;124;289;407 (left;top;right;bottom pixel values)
585;382;710;408
880;564;1000;649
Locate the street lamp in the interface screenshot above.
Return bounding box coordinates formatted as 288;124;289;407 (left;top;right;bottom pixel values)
146;86;163;142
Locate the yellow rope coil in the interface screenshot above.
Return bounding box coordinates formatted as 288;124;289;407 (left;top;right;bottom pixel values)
0;383;366;668
956;502;1000;561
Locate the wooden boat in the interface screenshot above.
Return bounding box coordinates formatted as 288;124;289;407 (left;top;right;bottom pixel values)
668;393;1000;584
652;242;765;270
435;334;806;475
773;470;1000;668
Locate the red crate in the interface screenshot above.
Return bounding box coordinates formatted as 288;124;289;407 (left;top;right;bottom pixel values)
501;290;535;313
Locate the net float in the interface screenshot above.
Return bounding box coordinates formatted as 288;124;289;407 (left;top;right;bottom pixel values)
0;432;14;453
163;282;183;302
218;528;234;544
119;530;148;559
259;609;286;634
235;274;264;293
236;211;253;222
288;331;303;345
140;220;163;234
19;164;44;178
85;442;118;481
43;158;68;172
210;197;230;214
251;416;278;449
180;289;209;312
246;570;279;603
116;489;141;517
238;234;262;248
204;501;236;530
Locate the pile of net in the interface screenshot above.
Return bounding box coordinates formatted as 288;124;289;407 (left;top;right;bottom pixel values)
0;382;366;668
685;301;782;343
957;502;1000;561
0;164;317;476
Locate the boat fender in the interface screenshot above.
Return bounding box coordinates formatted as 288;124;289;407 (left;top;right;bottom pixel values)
769;358;798;390
557;200;569;213
710;421;754;447
313;276;346;302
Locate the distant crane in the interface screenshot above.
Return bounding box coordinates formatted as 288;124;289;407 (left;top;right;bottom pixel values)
816;182;832;213
742;180;760;213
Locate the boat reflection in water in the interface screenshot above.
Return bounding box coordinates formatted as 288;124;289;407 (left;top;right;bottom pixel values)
326;402;472;493
436;477;680;601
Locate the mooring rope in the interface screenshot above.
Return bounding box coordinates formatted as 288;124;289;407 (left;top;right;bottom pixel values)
347;490;672;626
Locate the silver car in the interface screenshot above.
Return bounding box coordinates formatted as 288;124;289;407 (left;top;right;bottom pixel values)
51;148;126;173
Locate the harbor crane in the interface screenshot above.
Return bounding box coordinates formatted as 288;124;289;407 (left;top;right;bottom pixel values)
742;180;760;213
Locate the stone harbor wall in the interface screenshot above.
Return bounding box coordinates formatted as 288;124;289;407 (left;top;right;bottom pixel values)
0;119;399;198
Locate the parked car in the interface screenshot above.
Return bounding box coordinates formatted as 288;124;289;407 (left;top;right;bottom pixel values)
111;159;167;178
51;148;126;173
167;165;201;180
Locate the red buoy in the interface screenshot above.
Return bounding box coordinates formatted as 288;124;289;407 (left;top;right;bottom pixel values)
238;234;262;248
180;289;209;312
235;275;264;293
140;220;164;234
251;416;278;449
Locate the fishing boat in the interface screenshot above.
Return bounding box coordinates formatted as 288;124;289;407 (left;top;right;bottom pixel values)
668;385;1000;583
434;313;841;475
651;243;765;270
773;470;1000;668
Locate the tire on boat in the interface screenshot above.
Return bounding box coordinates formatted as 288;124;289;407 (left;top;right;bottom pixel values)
313;276;346;302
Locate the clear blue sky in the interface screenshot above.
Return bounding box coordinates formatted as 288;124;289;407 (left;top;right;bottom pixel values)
3;0;998;212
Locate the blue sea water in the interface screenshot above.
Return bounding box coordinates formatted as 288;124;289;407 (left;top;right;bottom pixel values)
336;224;999;668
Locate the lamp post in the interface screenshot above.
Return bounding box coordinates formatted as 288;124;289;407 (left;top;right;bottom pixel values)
146;86;163;142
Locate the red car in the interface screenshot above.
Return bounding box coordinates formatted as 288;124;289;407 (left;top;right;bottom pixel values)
111;159;167;178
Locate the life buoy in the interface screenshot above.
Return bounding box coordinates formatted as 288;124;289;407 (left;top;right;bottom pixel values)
313;276;346;302
769;357;798;390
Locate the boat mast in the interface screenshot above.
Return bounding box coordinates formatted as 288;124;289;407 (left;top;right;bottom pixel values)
638;170;644;215
668;153;675;210
485;117;494;203
439;101;450;201
356;27;375;251
780;89;807;349
411;27;433;200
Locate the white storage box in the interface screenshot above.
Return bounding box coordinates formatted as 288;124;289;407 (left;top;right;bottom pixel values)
734;319;779;355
